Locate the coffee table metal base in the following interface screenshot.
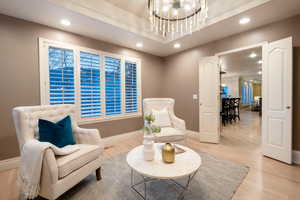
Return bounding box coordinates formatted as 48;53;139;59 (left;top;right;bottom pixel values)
130;169;199;200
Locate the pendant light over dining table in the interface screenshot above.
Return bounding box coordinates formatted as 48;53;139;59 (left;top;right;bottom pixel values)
148;0;208;38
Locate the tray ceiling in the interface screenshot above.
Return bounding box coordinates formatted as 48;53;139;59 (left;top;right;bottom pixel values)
1;0;300;56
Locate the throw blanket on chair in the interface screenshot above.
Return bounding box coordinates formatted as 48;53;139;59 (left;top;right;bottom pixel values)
20;140;80;199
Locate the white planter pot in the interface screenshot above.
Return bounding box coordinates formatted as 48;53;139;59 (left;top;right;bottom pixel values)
143;134;155;161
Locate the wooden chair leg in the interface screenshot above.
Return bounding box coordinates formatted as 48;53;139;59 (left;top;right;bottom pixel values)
96;167;102;181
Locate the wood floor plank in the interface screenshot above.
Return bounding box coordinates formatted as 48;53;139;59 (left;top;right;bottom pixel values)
0;110;299;200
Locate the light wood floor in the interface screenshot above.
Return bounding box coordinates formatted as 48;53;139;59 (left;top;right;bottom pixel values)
1;111;300;200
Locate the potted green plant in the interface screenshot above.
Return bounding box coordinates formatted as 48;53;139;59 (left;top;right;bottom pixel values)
143;113;161;161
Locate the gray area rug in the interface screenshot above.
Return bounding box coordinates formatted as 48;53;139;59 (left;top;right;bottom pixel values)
53;151;249;200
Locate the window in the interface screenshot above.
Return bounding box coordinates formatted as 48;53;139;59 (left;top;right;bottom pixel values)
39;38;142;123
105;56;122;115
80;51;102;118
125;61;138;113
48;46;75;105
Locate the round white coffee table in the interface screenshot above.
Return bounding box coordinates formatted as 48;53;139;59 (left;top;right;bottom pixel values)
127;143;202;200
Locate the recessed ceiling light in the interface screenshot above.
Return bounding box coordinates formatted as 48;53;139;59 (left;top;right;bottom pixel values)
249;52;257;58
258;71;262;75
136;42;143;48
258;60;263;64
174;43;181;48
60;19;71;26
239;17;251;25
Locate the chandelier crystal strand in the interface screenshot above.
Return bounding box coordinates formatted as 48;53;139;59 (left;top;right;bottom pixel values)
176;15;179;33
168;11;170;33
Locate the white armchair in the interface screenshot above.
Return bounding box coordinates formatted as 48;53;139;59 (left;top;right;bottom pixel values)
143;98;186;143
12;105;103;200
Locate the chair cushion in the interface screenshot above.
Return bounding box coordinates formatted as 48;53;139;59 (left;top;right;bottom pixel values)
38;116;75;148
152;108;172;127
154;127;185;142
56;144;102;178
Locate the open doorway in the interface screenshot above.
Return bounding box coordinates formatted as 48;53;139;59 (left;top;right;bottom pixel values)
198;37;293;164
219;47;262;147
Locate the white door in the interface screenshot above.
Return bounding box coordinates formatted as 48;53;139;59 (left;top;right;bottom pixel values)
199;56;220;143
262;37;293;164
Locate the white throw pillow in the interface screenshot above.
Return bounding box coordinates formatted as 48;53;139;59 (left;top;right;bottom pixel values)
151;108;172;127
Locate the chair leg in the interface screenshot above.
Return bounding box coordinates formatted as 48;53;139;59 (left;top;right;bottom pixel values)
96;167;102;181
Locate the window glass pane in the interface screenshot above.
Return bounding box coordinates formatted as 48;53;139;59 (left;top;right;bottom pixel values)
105;56;122;115
80;51;101;118
48;46;75;105
125;61;138;113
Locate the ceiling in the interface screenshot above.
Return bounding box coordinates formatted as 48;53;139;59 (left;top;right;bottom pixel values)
220;47;262;81
0;0;300;56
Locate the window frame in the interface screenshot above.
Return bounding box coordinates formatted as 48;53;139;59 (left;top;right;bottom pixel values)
39;38;142;125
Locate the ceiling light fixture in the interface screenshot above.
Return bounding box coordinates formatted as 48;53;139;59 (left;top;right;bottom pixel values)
249;52;257;58
60;19;71;26
148;0;208;38
136;42;143;48
174;43;181;48
239;17;250;25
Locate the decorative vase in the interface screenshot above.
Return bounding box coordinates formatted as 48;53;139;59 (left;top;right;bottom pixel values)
162;143;175;163
143;121;155;161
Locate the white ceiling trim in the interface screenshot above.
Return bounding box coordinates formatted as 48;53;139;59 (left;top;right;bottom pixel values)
50;0;272;44
166;0;272;42
1;0;300;56
49;0;164;42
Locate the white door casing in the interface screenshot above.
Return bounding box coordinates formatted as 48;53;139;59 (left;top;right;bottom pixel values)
199;56;220;143
262;37;293;164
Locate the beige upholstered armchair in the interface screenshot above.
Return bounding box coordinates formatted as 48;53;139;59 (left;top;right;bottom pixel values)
143;98;186;143
12;105;103;200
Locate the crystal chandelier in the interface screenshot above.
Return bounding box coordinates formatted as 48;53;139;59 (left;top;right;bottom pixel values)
148;0;208;38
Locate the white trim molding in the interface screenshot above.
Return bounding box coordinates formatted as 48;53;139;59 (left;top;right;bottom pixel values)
0;130;143;172
0;157;20;172
39;37;143;125
292;151;300;165
2;131;300;172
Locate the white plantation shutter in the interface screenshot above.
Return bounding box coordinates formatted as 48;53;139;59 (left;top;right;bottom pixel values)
125;61;138;113
80;51;102;118
105;56;122;115
48;46;75;105
40;38;141;122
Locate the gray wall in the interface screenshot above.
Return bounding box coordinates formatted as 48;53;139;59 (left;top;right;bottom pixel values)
2;13;300;160
162;14;300;150
0;14;165;160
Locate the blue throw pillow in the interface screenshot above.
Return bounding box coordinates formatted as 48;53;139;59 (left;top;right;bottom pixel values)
38;116;75;148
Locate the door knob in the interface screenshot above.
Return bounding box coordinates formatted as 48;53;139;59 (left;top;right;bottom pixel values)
286;106;291;109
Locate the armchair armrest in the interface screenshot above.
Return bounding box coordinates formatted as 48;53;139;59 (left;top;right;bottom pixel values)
41;148;58;184
171;115;186;131
74;127;103;149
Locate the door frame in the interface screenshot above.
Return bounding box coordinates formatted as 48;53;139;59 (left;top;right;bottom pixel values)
214;41;268;143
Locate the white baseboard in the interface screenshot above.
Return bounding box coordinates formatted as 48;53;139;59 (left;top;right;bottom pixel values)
0;157;20;172
1;131;299;172
292;151;300;165
102;130;142;147
0;130;142;172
